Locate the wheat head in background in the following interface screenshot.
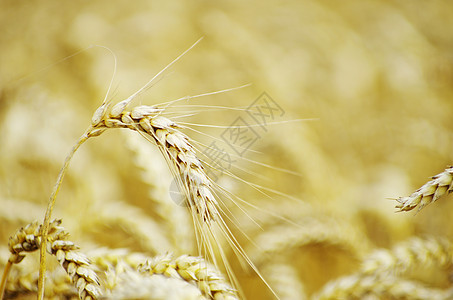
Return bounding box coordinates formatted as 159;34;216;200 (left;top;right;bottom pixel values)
1;1;453;299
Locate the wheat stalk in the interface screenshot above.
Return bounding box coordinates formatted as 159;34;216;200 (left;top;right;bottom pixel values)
86;200;173;254
396;166;453;212
247;216;367;266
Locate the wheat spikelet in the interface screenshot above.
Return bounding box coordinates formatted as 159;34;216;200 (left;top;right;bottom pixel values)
396;166;453;212
4;220;102;300
362;236;453;276
314;274;451;300
138;253;238;300
49;238;101;300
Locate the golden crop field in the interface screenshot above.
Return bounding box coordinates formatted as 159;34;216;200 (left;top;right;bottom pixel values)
1;1;453;299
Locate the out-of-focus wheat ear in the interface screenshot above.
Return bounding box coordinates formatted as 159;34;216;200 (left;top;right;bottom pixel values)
125;132;193;252
313;274;450;300
247;217;369;266
138;253;238;300
261;262;307;300
87;248;148;273
396;166;453;212
87;248;203;298
86;200;172;254
362;236;453;276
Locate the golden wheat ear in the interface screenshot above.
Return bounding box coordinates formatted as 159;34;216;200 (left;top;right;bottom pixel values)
37;38;207;299
37;46;118;300
2;220;102;300
314;273;450;300
395;166;453;212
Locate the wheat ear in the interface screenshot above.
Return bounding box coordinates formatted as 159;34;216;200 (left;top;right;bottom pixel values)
362;236;453;276
396;166;453;212
3;219;102;300
248;217;367;266
138;253;237;300
314;274;450;300
261;262;307;300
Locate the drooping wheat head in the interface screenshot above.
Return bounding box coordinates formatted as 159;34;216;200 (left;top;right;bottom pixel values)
395;166;453;212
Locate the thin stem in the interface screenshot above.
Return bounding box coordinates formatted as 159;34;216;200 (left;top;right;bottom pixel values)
37;129;91;300
0;260;13;300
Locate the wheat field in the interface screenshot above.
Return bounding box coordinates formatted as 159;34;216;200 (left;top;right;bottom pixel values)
1;1;453;299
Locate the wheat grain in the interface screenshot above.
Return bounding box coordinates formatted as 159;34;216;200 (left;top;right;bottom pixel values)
247;216;367;266
396;166;453;212
314;274;451;300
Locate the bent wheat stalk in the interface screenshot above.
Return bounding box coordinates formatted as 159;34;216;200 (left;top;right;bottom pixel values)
37;38;275;299
396;166;453;212
37;39;204;298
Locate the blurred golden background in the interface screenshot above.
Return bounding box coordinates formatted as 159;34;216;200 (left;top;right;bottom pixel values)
1;1;453;299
